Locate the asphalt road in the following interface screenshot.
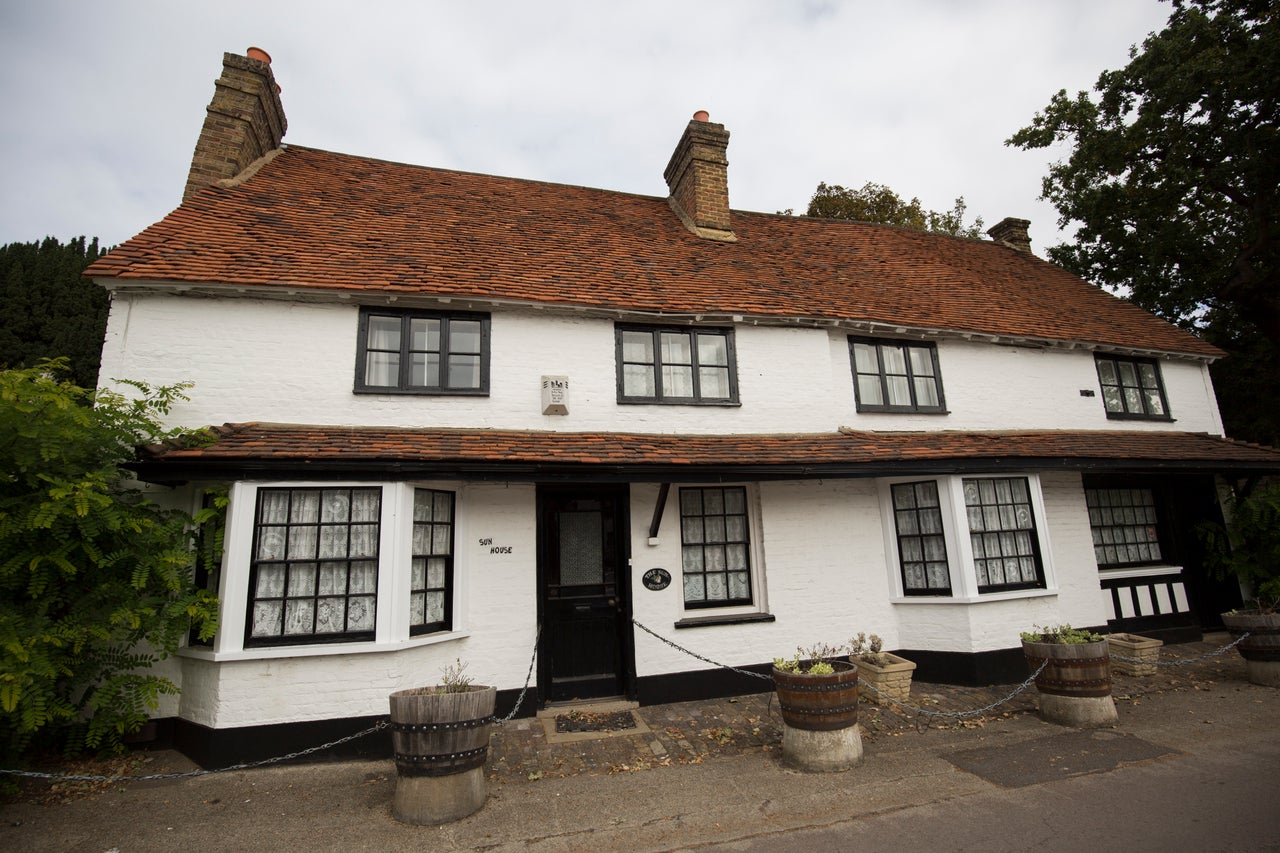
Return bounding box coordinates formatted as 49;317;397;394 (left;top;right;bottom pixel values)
3;671;1279;852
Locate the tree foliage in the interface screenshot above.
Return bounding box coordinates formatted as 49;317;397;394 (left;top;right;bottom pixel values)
0;237;109;389
1008;4;1278;337
0;361;220;761
801;181;986;238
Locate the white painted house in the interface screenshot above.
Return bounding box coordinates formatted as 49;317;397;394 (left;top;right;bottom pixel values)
88;50;1280;766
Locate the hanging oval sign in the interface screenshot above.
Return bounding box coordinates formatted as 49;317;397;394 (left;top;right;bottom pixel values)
642;568;672;591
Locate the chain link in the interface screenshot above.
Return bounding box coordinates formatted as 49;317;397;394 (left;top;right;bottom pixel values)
3;625;1250;784
1;623;545;785
632;618;775;681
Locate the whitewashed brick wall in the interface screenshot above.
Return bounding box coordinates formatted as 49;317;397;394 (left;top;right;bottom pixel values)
99;292;1224;436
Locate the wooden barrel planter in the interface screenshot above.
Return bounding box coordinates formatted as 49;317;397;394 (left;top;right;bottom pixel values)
1222;611;1280;687
389;684;497;825
1022;639;1118;727
772;660;862;771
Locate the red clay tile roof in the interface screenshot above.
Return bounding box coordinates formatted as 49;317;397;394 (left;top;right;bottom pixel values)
133;423;1280;481
87;145;1219;358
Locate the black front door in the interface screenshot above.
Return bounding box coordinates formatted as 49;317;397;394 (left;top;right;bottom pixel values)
537;486;632;702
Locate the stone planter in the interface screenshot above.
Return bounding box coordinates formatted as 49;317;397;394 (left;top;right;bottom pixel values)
853;652;916;706
389;684;496;825
1022;639;1118;727
1107;633;1163;677
1222;610;1280;687
772;660;862;771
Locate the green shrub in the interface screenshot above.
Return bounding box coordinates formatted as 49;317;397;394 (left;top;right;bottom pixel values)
0;360;221;762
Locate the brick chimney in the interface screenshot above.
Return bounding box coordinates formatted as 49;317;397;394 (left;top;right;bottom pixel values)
987;217;1033;254
663;111;736;242
183;48;287;201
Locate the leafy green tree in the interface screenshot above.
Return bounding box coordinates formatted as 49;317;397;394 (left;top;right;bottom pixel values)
0;361;220;761
1007;0;1279;443
0;237;108;390
800;181;986;238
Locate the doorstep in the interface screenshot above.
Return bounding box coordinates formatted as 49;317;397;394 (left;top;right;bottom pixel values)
537;699;649;745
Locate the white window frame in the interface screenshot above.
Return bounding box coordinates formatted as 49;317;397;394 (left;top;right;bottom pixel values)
181;480;470;661
676;482;769;619
878;473;1058;604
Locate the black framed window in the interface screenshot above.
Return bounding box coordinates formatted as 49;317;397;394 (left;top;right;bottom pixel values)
1085;487;1164;568
849;337;946;413
962;477;1045;593
679;486;753;608
1094;355;1169;419
247;487;381;646
356;308;489;394
411;488;454;635
891;481;952;595
617;325;738;404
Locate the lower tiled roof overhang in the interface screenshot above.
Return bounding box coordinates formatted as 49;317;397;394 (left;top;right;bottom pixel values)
130;423;1280;485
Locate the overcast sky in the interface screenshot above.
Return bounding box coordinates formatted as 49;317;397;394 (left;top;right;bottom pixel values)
1;0;1173;254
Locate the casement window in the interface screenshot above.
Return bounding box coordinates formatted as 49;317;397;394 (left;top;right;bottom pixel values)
1084;487;1164;568
356;308;489;394
890;481;952;595
849;337;946;413
247;487;382;646
881;474;1052;600
1094;355;1169;419
617;325;738;404
962;477;1045;593
411;488;455;635
679;486;753;608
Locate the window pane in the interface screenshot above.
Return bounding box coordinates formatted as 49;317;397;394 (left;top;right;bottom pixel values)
853;342;879;372
409;318;438;352
366;316;401;350
1102;385;1124;412
248;488;381;646
907;346;934;376
447;354;481;389
662;364;694;397
1144;389;1166;415
857;375;885;406
621;331;654;362
699;367;731;399
623;364;655;397
913;377;939;407
697;333;728;366
410;353;440;387
449;320;482;353
365;352;400;386
885;375;911;406
680;487;751;607
1117;361;1139;387
660;332;692;365
881;345;907;373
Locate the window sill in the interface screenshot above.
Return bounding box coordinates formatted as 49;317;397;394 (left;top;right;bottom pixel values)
618;399;742;407
854;407;950;415
674;612;775;629
1102;412;1175;422
1099;564;1184;580
178;629;471;662
890;588;1058;605
353;387;489;397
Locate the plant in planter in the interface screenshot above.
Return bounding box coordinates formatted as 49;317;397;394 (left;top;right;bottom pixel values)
1020;624;1118;727
1106;633;1163;677
848;632;916;706
388;659;497;825
771;642;861;772
1200;481;1280;687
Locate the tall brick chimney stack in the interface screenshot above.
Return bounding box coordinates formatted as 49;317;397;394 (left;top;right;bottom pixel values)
183;48;287;201
987;217;1033;254
663;111;736;242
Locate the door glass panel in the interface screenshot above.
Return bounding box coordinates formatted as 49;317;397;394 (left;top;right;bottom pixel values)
558;510;603;586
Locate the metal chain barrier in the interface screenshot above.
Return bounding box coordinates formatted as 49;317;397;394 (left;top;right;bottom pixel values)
632;618;774;682
1;624;1249;784
1109;631;1250;668
1;623;545;785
